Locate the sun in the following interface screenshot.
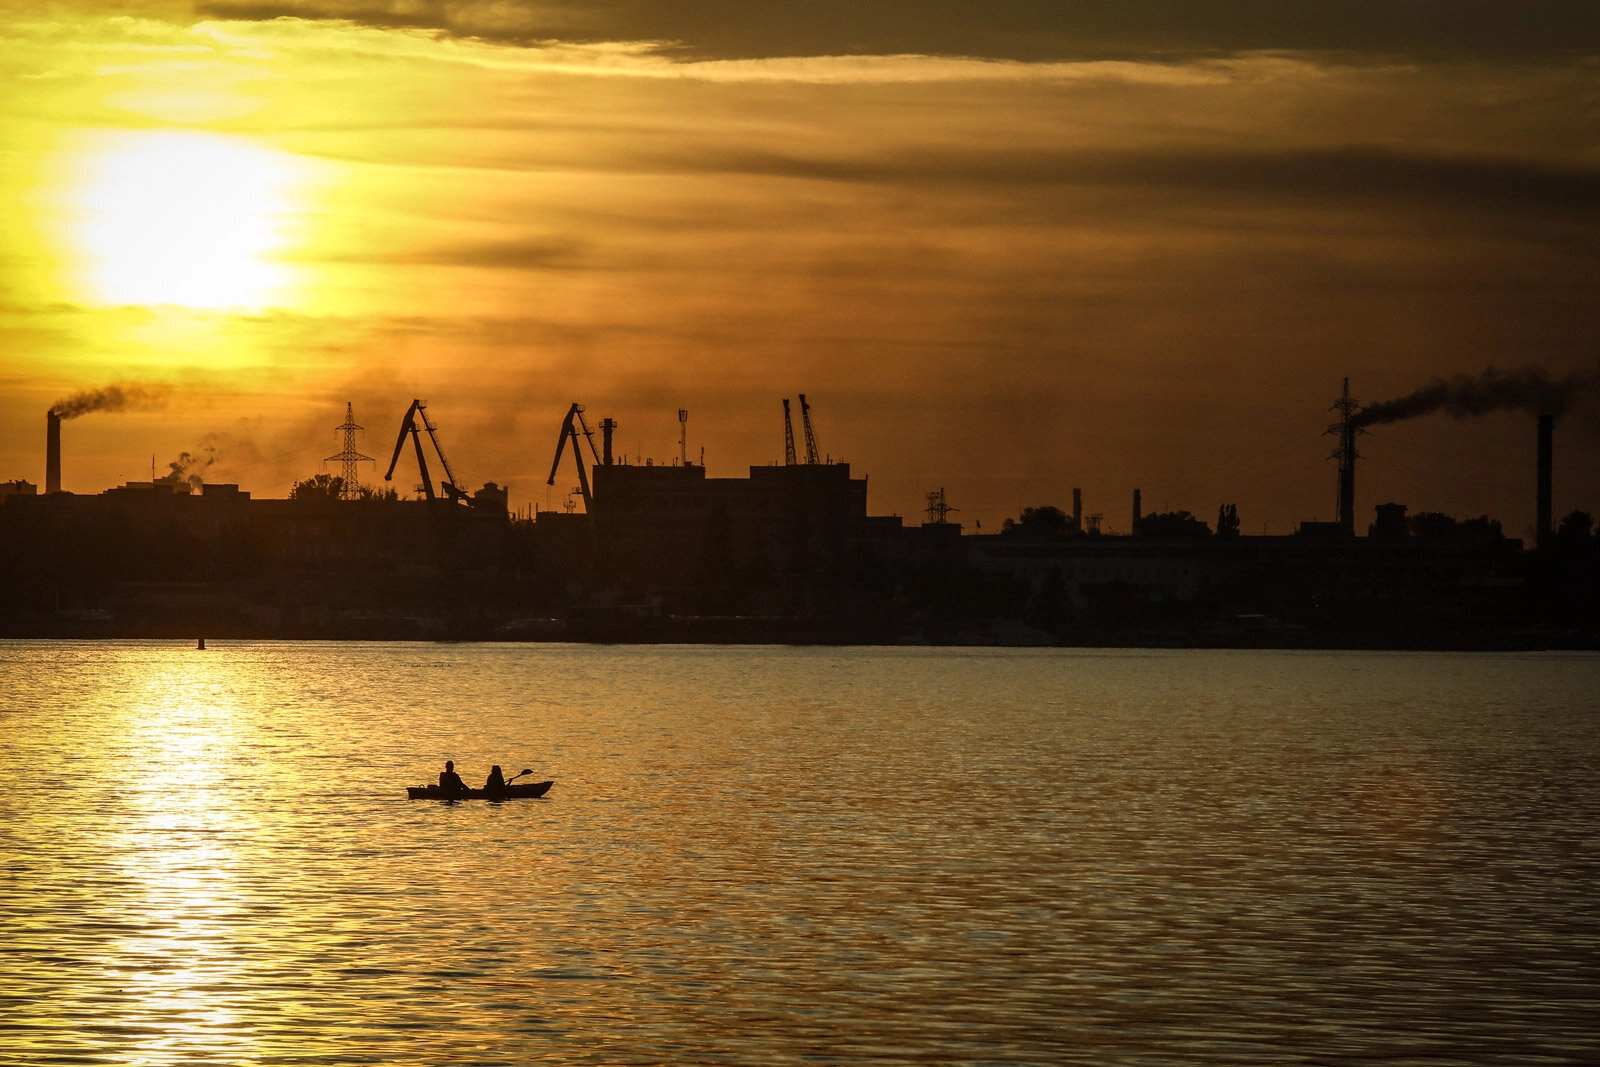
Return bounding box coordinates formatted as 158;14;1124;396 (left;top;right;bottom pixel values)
57;130;311;310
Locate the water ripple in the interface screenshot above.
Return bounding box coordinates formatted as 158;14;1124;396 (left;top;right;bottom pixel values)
1;643;1597;1064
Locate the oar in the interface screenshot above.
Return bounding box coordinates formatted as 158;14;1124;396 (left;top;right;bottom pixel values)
505;768;535;784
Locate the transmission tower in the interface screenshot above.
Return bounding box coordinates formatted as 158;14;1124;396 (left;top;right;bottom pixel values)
327;402;375;499
924;487;958;524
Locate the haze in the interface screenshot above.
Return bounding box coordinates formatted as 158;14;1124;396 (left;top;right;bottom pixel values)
2;0;1596;534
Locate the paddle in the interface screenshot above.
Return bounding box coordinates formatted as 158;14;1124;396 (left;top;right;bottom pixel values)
505;768;535;785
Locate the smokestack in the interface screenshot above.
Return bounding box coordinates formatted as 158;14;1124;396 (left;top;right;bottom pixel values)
1338;422;1356;536
1330;377;1358;536
601;418;616;466
1132;488;1142;533
1072;488;1082;534
46;411;61;494
1537;412;1553;551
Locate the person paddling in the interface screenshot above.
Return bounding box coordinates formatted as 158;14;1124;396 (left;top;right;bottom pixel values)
484;765;507;797
438;760;470;795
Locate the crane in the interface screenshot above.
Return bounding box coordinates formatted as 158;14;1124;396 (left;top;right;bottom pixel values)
799;393;821;465
782;399;797;465
384;399;468;504
547;403;603;512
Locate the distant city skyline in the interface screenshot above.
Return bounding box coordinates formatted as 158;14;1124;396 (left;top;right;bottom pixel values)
2;1;1596;536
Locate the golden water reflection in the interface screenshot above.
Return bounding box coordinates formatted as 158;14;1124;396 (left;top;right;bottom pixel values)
3;642;1597;1064
104;657;257;1063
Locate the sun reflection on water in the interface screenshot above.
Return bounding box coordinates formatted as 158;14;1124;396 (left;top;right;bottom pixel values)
96;656;260;1062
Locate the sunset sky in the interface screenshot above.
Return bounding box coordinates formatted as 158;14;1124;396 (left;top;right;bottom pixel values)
2;1;1596;535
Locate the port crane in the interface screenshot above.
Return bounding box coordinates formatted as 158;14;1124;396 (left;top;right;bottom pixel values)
799;394;821;464
547;403;603;512
384;399;468;504
782;399;798;465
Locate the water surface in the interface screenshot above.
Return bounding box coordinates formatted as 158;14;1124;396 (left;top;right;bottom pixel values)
3;643;1597;1064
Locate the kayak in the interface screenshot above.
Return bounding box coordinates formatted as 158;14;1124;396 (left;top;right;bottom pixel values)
406;780;553;800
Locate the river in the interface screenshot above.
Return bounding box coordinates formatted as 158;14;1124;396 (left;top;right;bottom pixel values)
2;642;1597;1064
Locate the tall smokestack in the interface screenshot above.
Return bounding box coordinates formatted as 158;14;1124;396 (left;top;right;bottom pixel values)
1330;378;1359;536
1072;488;1082;534
1132;488;1142;533
1537;412;1553;551
46;411;61;494
1338;422;1356;536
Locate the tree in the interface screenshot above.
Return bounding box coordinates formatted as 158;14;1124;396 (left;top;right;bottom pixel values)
1000;505;1072;537
1408;512;1457;539
1216;503;1240;538
289;475;397;502
1406;512;1502;540
1556;510;1594;553
1136;510;1211;537
290;473;345;501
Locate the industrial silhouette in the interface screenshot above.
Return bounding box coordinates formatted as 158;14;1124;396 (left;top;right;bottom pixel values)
2;384;1595;647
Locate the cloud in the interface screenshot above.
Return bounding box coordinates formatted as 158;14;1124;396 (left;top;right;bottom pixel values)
593;144;1600;218
311;236;586;270
3;7;1598;532
190;0;1600;62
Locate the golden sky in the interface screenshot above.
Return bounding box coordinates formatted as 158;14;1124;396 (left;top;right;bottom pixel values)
1;1;1596;534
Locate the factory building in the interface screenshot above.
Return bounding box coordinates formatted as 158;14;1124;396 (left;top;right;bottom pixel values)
589;461;870;591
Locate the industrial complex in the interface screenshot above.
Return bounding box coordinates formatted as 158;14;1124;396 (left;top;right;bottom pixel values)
2;385;1594;646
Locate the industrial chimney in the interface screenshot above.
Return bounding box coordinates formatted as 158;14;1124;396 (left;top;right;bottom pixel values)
1536;412;1553;551
1330;378;1359;536
1337;422;1356;536
45;410;61;494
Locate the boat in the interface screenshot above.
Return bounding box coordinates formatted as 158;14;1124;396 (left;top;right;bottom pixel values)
406;780;553;800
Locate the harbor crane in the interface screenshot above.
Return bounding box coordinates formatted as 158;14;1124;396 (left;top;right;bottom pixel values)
799;393;821;464
547;403;603;512
782;399;798;465
384;399;467;504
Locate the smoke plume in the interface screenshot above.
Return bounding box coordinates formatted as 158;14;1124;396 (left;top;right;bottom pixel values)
50;383;170;420
166;447;216;491
1353;364;1590;428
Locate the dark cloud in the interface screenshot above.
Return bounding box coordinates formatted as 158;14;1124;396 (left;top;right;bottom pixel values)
314;237;587;271
194;0;1600;61
629;144;1600;221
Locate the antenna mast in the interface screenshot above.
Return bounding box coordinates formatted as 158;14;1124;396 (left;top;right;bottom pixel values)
327;402;375;499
